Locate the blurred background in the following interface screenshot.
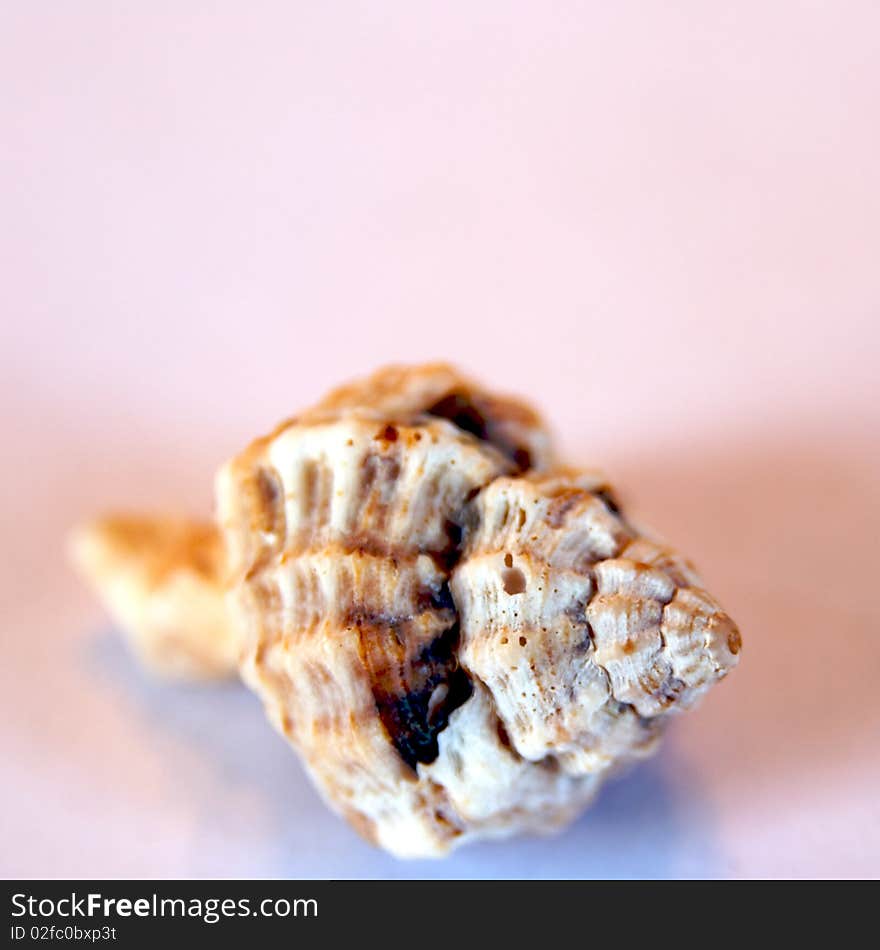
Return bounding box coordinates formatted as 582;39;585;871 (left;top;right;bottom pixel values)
1;3;877;878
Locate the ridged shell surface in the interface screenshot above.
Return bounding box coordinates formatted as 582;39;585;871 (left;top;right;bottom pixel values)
72;364;740;858
451;473;741;781
216;414;521;854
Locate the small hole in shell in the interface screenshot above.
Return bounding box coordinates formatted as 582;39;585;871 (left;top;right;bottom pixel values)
502;567;526;595
504;553;513;568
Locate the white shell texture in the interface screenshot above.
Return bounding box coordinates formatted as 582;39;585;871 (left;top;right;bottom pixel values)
452;473;740;779
214;367;739;857
73;364;740;857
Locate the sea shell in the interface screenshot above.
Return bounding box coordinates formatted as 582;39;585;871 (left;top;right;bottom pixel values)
70;516;238;679
73;364;740;857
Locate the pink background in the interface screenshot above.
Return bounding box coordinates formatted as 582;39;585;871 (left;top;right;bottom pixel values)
2;3;878;878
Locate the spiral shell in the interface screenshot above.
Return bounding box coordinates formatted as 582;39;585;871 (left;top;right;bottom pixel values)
73;364;741;857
